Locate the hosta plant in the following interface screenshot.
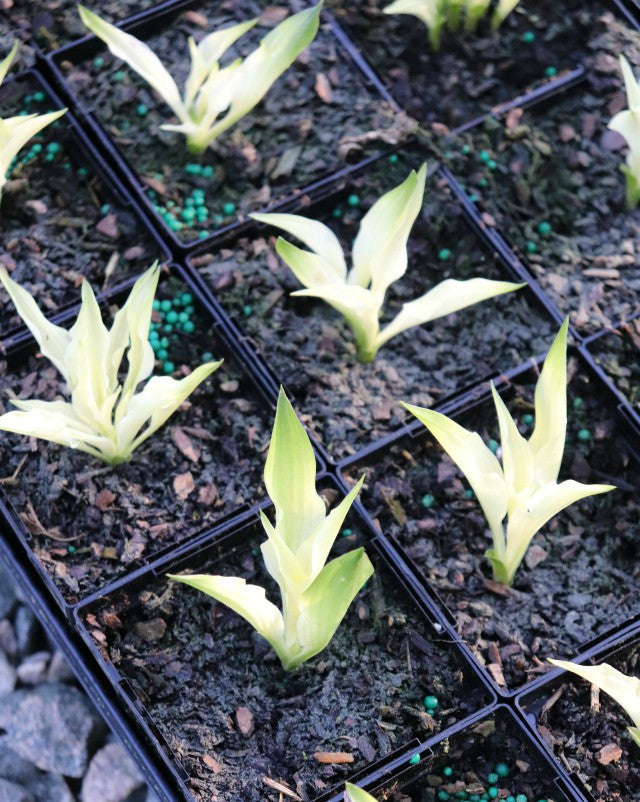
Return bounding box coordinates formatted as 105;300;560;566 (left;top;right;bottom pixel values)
252;165;522;363
169;388;373;671
383;0;521;51
345;783;378;801
79;4;322;155
548;658;640;747
403;319;615;586
0;42;67;200
608;54;640;209
0;263;222;464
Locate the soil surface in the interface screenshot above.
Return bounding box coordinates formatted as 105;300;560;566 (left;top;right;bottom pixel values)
195;148;556;462
3;0;159;54
534;641;640;802
342;362;640;693
60;0;398;245
444;16;640;336
0;73;163;340
590;318;640;414
83;512;491;802
0;273;270;606
330;0;623;131
377;710;562;801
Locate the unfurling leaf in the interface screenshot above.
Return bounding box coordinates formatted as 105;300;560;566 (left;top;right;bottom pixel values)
0;263;222;464
252;165;522;362
403;320;615;585
169;388;373;670
608;55;640;209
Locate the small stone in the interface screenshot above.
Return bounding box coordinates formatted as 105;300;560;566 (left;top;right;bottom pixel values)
0;652;16;696
27;773;74;802
0;684;105;777
235;706;254;737
134;619;166;643
16;652;50;686
81;742;144;802
46;652;75;685
0;778;33;802
0;567;16;619
14;608;40;657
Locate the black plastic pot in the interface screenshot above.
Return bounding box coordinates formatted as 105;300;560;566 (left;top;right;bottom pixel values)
0;67;170;350
72;481;497;802
338;344;640;698
517;621;640;802
361;705;581;802
0;259;320;619
44;1;402;257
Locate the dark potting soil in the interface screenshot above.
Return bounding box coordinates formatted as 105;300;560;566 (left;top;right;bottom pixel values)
379;711;561;802
536;641;640;801
445;16;640;336
59;0;399;244
0;24;35;70
82;511;490;802
0;273;270;606
3;0;159;53
589;318;640;414
195;149;556;462
0;73;163;340
330;0;620;131
342;362;640;692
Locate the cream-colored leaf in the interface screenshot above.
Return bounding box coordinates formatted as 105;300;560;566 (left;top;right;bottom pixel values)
345;783;379;802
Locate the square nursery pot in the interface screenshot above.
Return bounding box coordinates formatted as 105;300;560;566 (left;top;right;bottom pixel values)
584;314;640;435
73;487;496;802
517;623;640;802
0;68;170;350
2;0;173;56
190;149;560;466
441;15;640;339
340;347;640;697
360;705;580;802
0;262;309;616
328;0;637;132
47;0;399;253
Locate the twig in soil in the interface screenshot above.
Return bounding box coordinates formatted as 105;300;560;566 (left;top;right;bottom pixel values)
0;453;27;485
21;500;81;542
591;682;601;713
540;683;564;715
102;251;119;292
262;776;302;800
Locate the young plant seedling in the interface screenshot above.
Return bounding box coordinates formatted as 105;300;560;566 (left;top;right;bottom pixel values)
345;783;378;802
548;658;640;747
252;165;523;363
383;0;521;51
78;4;322;155
169;388;373;671
0;42;67;200
0;263;222;464
608;54;640;209
403;319;615;586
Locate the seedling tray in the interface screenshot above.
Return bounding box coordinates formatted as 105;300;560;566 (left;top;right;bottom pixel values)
0;68;170;349
329;0;637;132
517;622;640;802
339;346;640;697
45;0;402;256
191;149;563;467
0;260;325;617
72;483;496;802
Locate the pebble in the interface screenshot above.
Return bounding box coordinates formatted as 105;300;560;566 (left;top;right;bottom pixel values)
17;652;50;686
14;608;40;657
46;651;75;684
0;684;105;777
0;566;17;618
0;778;33;802
81;743;144;802
0;651;16;696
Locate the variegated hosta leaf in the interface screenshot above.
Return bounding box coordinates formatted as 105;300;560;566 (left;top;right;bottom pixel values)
608;56;640;209
404;320;615;586
170;388;371;670
383;0;445;49
252;168;522;362
345;783;379;802
80;4;321;153
0;42;18;85
0;109;67;196
548;659;640;746
491;0;522;29
0;263;222;463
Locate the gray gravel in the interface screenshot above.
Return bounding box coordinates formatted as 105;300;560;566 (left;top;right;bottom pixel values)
0;562;150;802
